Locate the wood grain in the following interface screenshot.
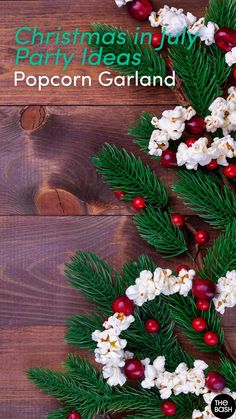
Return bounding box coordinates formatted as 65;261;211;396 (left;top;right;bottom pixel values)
0;104;198;216
0;0;208;105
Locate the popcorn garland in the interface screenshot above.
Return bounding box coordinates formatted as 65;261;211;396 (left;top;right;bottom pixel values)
114;1;236;67
92;267;236;401
149;87;236;170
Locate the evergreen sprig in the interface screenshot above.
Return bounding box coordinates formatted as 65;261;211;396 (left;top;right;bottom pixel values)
65;251;121;314
134;206;188;257
92;144;168;206
205;0;236;28
200;220;236;282
65;313;103;349
165;294;224;352
172;170;236;229
90;23;166;80
220;357;236;391
128;112;155;155
169;41;222;116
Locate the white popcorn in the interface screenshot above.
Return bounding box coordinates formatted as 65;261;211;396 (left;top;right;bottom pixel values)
205;88;236;135
213;270;236;314
114;0;132;7
193;389;236;419
208;136;236;166
225;47;236;66
188;18;218;45
103;313;135;334
126;270;156;306
177;138;212;170
149;5;196;35
172;268;196;296
103;365;126;386
148;129;170;157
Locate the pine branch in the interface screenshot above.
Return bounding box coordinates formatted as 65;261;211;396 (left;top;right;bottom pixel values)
165;294;224;353
65;313;103;349
205;0;236;28
92;144;168;206
65;251;121;314
208;44;231;86
200;220;236;282
172;170;236;229
128;112;155;156
134;206;188;258
169;41;222;116
220;357;236;391
90;23;166;80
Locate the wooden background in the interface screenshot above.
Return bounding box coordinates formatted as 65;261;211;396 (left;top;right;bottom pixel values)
0;1;236;418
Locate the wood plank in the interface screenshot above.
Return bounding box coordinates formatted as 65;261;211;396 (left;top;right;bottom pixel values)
0;216;235;419
0;0;208;105
0;105;196;216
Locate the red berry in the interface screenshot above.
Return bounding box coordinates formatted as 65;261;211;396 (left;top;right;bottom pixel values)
206;372;226;392
161;400;177;416
215;27;236;52
67;412;82;419
171;213;185;228
114;190;125;199
185;116;206;135
192;317;208;332
192;279;216;300
233;68;236;79
222;164;236;178
145;318;160;333
151;33;163;48
207;159;218;171
161;150;178;168
132;196;146;210
124;358;144;380
128;0;153;21
204;331;219;346
112;296;134;316
185;137;197;147
177;264;190;273
196;299;210;311
195;230;210;245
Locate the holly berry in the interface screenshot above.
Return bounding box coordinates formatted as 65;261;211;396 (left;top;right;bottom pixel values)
192;279;216;300
192;317;208;332
222;164;236;178
114;190;125;199
161;400;177;416
132;196;146;210
196;299;210;311
67;412;82;419
161;150;178;168
207;159;218;171
185;116;206;135
204;331;219;346
195;230;210;245
151;33;163;48
206;372;226;392
171;213;185;228
233;68;236;79
124;358;144;380
145;318;160;333
177;264;190;273
215;27;236;52
185;137;197;147
112;295;134;316
128;0;153;21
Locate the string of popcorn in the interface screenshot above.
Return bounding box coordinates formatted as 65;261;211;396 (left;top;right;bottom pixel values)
92;267;236;391
114;1;236;66
149;87;236;170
